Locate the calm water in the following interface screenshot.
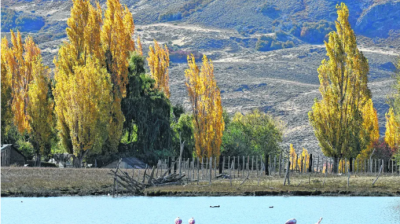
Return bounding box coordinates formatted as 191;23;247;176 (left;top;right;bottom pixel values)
2;196;400;224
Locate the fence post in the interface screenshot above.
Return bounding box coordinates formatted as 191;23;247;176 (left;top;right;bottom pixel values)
219;156;223;174
256;156;259;177
252;156;254;176
278;153;282;176
228;156;231;174
233;156;235;178
214;157;217;177
243;156;245;177
238;156;240;178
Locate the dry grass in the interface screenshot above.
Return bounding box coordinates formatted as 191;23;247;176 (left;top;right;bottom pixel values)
2;167;400;197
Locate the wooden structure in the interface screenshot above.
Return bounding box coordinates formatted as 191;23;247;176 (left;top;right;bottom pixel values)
1;144;26;166
103;157;147;169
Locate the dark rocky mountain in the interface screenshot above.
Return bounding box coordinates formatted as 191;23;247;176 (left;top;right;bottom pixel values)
2;0;399;156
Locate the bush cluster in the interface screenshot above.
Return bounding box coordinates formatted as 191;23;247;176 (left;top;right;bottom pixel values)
159;0;214;22
255;34;294;51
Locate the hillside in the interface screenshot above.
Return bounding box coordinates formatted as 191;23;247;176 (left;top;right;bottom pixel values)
1;0;400;157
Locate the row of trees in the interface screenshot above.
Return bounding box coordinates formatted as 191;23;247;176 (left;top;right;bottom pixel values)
3;1;399;171
309;3;400;173
1;0;284;167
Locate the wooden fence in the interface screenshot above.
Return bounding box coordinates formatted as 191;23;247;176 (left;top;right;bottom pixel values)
147;154;399;183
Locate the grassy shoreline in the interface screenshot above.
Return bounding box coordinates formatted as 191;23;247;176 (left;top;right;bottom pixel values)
2;167;400;197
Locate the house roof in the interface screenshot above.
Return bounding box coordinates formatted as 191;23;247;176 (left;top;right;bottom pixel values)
1;144;26;159
103;157;148;169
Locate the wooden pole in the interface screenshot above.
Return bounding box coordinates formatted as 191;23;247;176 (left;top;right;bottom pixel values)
233;156;235;178
278;153;282;176
242;156;245;177
372;163;384;186
197;157;200;185
283;159;291;186
256;156;258;177
252;156;254;175
214;157;217;177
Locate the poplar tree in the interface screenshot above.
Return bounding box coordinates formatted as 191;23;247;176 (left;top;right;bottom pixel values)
308;3;372;173
289;144;296;170
385;108;399;148
1;31;53;165
54;0;135;162
185;54;224;158
147;40;170;98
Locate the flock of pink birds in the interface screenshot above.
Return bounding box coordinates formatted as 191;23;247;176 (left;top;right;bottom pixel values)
174;217;323;223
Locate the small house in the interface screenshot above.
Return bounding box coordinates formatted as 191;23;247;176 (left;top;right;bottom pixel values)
103;157;148;169
1;144;26;166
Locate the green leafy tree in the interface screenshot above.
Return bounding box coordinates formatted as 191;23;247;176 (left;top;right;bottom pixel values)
223;109;283;174
121;53;172;164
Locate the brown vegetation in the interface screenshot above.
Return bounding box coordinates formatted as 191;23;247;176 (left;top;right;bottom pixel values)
2;167;400;197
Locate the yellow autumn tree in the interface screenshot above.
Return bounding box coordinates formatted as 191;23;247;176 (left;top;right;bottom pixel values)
357;99;380;161
54;0;135;158
297;148;310;172
147;40;170;98
385;108;399;148
136;36;143;56
185;54;225;158
289;144;296;170
1;37;12;142
65;57;112;165
1;31;53;163
308;3;372;173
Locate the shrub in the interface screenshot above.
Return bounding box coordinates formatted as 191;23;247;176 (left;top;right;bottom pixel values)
169;50;203;63
159;0;214;22
296;20;335;44
259;3;280;19
16;139;34;160
255;35;295;51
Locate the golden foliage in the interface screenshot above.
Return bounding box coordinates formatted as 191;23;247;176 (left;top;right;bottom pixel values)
309;3;371;161
1;37;12;135
2;31;53;154
385;108;399;149
64;57;112;156
357;99;380;160
54;0;135;155
185;54;225;158
298;148;310;172
289;144;296;170
136;36;143;56
147;40;170;98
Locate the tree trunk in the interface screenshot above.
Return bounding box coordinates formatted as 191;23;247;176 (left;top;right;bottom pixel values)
219;156;223;174
308;154;313;172
178;134;185;177
76;150;89;168
265;153;269;175
36;153;41;167
168;157;171;174
349;157;353;173
332;156;339;173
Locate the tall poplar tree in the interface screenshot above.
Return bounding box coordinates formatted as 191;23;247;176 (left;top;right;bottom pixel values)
1;31;53;165
308;3;372;173
147;40;170;98
185;54;225;158
54;0;135;162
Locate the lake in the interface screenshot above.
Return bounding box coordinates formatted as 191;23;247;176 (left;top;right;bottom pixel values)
2;196;400;223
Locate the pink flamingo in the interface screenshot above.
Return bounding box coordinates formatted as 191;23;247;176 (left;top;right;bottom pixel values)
175;217;182;224
285;218;297;224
